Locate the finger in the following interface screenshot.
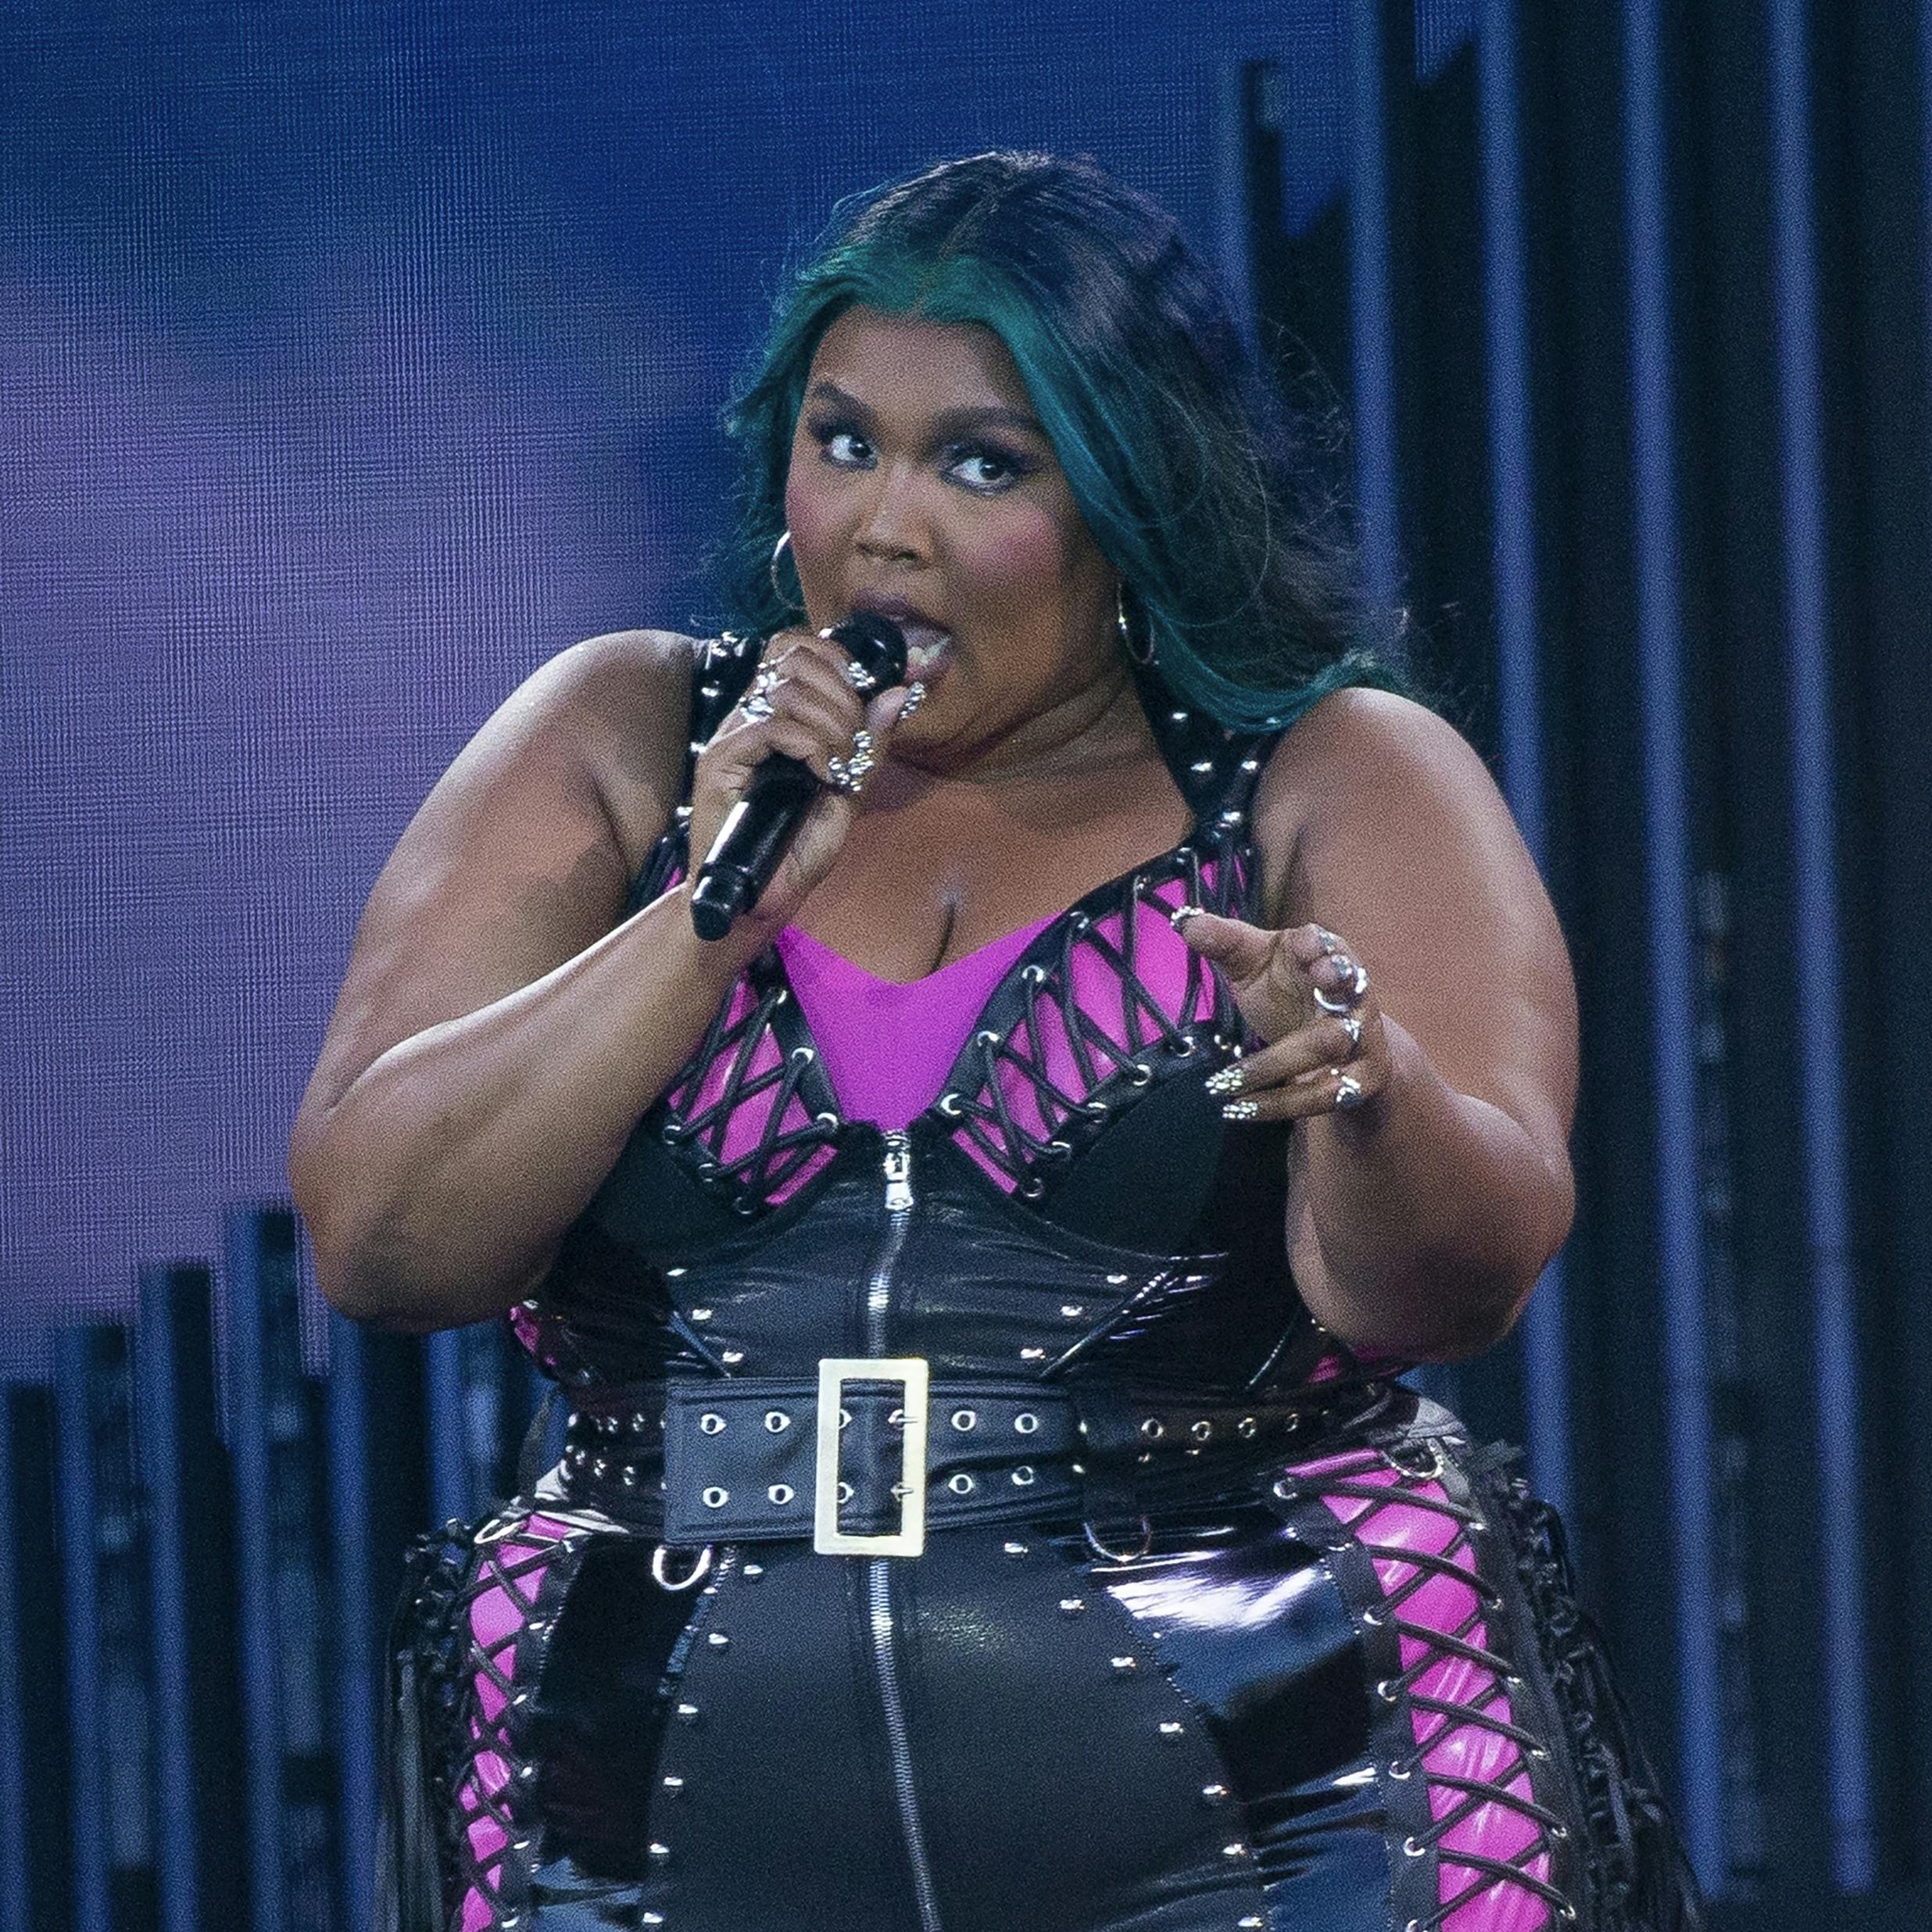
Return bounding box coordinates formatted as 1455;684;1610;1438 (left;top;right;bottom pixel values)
1218;1061;1383;1125
1168;907;1279;984
1201;1014;1367;1097
771;633;874;714
740;678;857;749
710;713;843;786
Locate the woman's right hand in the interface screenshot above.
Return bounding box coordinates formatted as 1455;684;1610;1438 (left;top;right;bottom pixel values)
687;628;920;937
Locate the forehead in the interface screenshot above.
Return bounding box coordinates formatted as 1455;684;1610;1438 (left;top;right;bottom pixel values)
806;305;1032;413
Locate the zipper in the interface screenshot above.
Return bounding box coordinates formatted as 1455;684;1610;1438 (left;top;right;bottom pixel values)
863;1130;943;1932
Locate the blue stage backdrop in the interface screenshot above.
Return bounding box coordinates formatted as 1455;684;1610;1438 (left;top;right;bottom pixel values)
0;0;1367;1366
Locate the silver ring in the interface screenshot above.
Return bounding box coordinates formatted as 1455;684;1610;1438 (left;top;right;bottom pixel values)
825;756;864;796
1312;961;1369;1014
741;692;775;722
1313;925;1344;954
1337;1014;1363;1056
1334;1074;1367;1111
841;658;880;694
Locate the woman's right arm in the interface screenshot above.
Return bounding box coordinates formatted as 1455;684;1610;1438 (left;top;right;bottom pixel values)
288;629;767;1332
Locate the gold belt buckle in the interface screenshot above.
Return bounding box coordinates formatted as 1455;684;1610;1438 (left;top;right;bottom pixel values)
813;1357;930;1557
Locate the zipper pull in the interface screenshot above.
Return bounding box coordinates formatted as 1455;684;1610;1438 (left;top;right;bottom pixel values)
882;1132;914;1212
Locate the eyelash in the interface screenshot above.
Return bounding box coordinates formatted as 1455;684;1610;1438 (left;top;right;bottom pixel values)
807;419;1037;495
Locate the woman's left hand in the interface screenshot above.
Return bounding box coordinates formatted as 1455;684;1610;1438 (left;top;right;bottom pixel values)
1172;910;1393;1122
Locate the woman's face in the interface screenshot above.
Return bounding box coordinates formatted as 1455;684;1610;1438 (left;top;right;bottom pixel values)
783;305;1122;769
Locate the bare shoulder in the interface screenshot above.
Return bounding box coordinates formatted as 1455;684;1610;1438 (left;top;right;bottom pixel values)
1253;683;1577;1133
293;628;697;1125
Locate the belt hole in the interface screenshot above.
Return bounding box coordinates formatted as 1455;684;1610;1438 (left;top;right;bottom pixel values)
767;1484;794;1505
699;1413;725;1436
951;1409;978;1432
1014;1412;1039;1434
701;1487;728;1508
764;1411;791;1433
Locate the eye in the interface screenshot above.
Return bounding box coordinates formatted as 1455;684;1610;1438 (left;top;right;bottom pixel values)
810;421;874;468
944;441;1035;494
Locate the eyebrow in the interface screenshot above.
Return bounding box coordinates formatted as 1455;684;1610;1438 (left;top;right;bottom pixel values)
804;380;1047;442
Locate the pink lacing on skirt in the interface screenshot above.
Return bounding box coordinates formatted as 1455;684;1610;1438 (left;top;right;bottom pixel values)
1293;1445;1570;1930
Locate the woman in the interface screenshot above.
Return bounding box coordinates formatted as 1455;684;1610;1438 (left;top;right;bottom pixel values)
292;152;1699;1932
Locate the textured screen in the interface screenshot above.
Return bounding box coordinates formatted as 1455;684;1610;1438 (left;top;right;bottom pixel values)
0;0;1356;1371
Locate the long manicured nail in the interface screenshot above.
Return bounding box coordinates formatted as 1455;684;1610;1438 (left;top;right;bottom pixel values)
1221;1099;1261;1122
1334;1075;1367;1111
1169;903;1205;932
1204;1065;1246;1097
897;678;927;721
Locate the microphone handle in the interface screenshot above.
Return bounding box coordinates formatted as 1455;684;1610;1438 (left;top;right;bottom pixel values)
688;753;819;941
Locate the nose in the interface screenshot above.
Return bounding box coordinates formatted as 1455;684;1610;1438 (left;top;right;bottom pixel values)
852;461;930;564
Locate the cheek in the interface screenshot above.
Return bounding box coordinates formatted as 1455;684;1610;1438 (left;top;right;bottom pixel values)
957;504;1078;602
783;461;839;573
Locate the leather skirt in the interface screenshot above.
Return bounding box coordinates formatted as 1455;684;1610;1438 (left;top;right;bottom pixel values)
382;1401;1703;1932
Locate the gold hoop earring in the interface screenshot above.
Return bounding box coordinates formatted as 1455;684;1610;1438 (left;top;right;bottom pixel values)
769;530;804;614
1117;579;1154;666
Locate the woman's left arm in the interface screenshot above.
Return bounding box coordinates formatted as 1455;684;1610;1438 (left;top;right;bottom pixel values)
1177;687;1578;1362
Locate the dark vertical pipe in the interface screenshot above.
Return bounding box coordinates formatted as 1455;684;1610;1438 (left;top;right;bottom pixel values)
1765;0;1876;1889
424;1328;470;1524
225;1215;288;1932
1347;0;1405;606
1618;0;1724;1885
323;1313;379;1928
53;1331;111;1932
1473;0;1572;1526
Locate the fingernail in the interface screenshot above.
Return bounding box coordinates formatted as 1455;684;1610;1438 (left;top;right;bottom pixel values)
1204;1066;1245;1097
898;679;927;721
1168;903;1204;932
1334;1075;1367;1111
1221;1099;1261;1122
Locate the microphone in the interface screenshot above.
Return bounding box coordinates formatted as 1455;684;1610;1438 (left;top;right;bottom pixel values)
689;612;909;941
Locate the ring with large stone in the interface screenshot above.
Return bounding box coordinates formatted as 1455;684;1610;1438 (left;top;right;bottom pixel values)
1311;955;1370;1014
825;754;865;796
741;691;775;723
841;657;881;695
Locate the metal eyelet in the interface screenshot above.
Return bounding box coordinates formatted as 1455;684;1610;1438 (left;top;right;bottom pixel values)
1402;1835;1427;1858
1014;1412;1039;1434
1011;1465;1036;1487
789;1046;815;1067
1190;1420;1213;1441
949;1472;975;1494
699;1413;726;1436
1020;1177;1046;1198
767;1483;794;1505
1022;964;1050;986
1141;1419;1165;1440
975;1029;1000;1046
701;1487;729;1508
1127;1062;1153;1086
1387;1758;1415;1780
764;1411;791;1433
1237;1416;1258;1438
837;1480;853;1503
951;1408;978;1432
937;1091;964;1117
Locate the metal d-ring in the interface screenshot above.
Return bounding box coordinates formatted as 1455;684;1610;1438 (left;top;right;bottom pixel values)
1082;1516;1155;1563
651;1543;715;1592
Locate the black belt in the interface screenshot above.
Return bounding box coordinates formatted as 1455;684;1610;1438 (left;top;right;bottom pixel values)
545;1361;1390;1554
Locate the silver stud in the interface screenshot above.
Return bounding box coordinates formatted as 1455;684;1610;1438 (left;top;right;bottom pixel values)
1106;1272;1130;1286
1010;1466;1036;1487
1014;1412;1039;1434
765;1411;792;1433
1110;1655;1138;1676
1059;1597;1086;1615
720;1349;746;1365
662;1774;685;1793
742;1562;764;1578
1240;1919;1266;1930
631;1411;651;1433
689;1307;712;1323
1170;708;1190;723
1061;1304;1086;1318
1158;1720;1184;1740
1190;759;1215;775
592;1458;608;1478
702;1487;728;1509
642;1916;666;1927
649;1841;672;1862
1201;1783;1229;1805
1222;1842;1249;1860
951;1408;978;1432
1020;1347;1046;1361
676;1701;699;1723
699;1413;726;1436
949;1472;976;1494
769;1483;795;1505
1004;1540;1030;1557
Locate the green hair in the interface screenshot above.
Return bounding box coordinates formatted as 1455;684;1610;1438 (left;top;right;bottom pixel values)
716;151;1408;734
